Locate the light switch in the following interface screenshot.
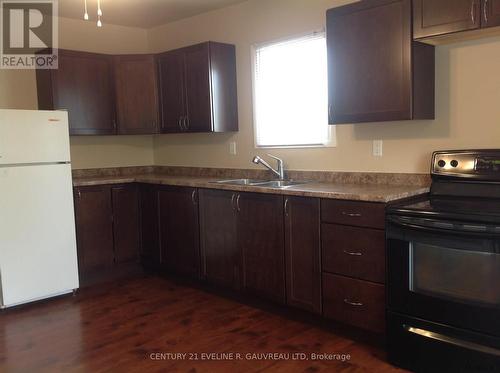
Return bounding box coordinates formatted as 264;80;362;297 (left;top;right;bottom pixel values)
373;140;383;157
229;142;237;155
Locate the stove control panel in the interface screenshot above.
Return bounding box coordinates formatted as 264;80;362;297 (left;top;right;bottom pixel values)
432;150;500;180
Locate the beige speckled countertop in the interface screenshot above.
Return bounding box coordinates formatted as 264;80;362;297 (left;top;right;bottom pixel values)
73;173;429;203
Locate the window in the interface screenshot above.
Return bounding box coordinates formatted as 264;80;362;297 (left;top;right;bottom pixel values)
253;32;334;148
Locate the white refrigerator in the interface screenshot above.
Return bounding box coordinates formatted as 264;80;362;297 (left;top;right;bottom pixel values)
0;109;79;308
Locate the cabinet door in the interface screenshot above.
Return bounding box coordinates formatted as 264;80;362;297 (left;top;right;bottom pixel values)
238;192;285;304
159;187;200;277
327;0;413;123
184;43;212;132
112;185;140;263
114;55;159;134
158;50;186;133
74;186;114;274
285;197;321;313
199;189;239;289
139;184;161;269
414;0;480;39
52;50;115;135
483;0;500;28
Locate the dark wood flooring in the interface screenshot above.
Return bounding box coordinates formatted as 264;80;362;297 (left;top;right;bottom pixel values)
0;276;405;372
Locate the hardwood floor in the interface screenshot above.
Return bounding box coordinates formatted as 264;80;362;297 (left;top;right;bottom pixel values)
0;276;405;373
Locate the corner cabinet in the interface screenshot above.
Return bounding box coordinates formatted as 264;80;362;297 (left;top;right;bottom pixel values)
37;50;116;135
113;54;159;135
326;0;435;124
157;42;238;133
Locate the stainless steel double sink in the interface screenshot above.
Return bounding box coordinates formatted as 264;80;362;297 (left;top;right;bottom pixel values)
212;178;308;189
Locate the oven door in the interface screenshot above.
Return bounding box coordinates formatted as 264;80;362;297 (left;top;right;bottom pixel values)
387;214;500;337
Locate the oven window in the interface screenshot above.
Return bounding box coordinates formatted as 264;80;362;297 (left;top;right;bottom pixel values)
409;243;500;306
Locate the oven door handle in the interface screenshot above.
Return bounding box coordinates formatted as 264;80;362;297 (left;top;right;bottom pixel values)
387;215;500;237
403;325;500;357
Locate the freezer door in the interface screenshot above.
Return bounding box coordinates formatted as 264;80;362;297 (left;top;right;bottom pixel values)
0;110;70;165
0;163;79;307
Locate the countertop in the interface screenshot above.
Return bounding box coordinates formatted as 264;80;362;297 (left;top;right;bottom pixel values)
72;174;429;203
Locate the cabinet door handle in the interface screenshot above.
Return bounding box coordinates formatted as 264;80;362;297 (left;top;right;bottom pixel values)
284;198;290;216
184;116;189;130
471;0;476;24
231;193;236;211
236;193;241;212
191;189;197;205
178;117;182;130
343;299;363;307
484;0;489;23
328;104;333;122
77;189;81;199
342;211;362;217
343;249;363;256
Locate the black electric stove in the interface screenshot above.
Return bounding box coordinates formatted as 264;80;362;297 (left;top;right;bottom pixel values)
386;150;500;373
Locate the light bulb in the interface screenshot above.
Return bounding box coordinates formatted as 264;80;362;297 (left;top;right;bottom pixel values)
84;12;89;20
97;18;102;27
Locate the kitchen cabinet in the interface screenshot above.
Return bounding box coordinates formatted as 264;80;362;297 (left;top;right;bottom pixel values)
413;0;480;39
74;185;114;274
284;196;321;313
326;0;435;124
238;192;285;304
74;184;141;283
37;50;116;135
483;0;500;27
320;199;387;333
159;186;200;277
157;42;238;133
199;189;239;288
414;0;500;41
113;55;159;134
112;185;140;263
139;184;161;269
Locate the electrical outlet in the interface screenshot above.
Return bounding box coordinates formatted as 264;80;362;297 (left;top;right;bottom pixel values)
229;142;237;155
373;140;383;157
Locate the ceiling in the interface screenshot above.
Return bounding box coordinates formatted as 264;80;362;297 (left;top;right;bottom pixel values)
58;0;249;29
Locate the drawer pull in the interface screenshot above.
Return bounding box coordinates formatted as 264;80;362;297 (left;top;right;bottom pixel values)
343;250;363;256
342;212;362;217
343;299;363;307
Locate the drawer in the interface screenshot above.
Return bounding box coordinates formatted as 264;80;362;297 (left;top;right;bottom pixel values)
323;273;385;333
321;199;385;229
322;224;385;283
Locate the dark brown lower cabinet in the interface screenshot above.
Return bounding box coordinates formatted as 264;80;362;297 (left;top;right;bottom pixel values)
159;186;200;277
284;196;321;313
139;184;161;268
323;273;385;333
238;192;285;304
74;185;114;274
112;185;140;263
199;189;239;289
74;184;141;283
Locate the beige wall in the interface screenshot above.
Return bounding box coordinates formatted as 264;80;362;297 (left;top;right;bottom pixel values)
149;0;500;174
2;1;500;172
0;17;154;169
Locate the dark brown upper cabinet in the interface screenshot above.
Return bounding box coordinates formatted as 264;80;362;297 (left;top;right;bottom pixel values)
37;50;116;135
484;0;500;27
326;0;435;124
414;0;500;41
157;42;238;133
414;0;480;39
113;54;159;135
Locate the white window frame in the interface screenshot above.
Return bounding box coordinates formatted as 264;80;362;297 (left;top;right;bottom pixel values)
251;30;336;149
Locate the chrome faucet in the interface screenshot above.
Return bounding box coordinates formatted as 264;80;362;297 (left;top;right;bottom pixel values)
252;154;285;180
